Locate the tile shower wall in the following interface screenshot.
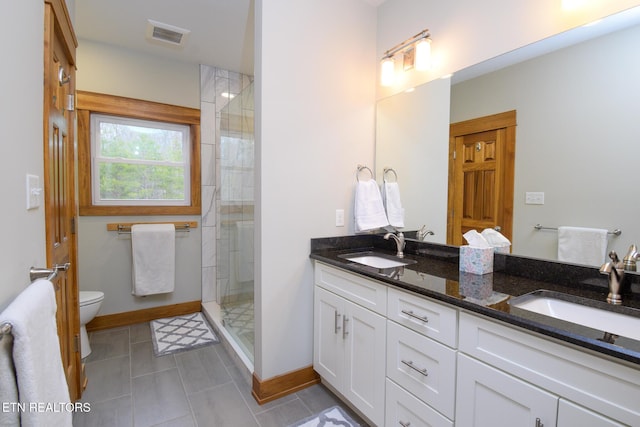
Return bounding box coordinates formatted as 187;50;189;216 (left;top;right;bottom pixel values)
200;65;253;303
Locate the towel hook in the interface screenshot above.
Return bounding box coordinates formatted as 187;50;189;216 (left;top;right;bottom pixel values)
356;165;374;182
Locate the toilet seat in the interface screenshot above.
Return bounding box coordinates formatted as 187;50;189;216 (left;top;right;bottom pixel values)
79;291;104;306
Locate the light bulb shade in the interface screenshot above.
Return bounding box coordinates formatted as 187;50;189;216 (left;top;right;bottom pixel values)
415;38;432;71
380;57;395;87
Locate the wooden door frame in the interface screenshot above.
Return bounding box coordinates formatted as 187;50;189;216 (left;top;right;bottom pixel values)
447;110;517;245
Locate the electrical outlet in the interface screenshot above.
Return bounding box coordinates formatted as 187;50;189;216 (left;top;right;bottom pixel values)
525;192;544;205
335;209;345;227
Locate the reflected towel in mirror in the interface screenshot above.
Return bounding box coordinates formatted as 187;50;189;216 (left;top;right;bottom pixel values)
382;182;405;228
557;226;608;266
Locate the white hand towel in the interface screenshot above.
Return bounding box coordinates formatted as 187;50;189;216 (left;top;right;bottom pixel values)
132;224;176;296
557;226;608;266
0;280;72;427
382;181;405;228
0;332;19;426
354;179;389;232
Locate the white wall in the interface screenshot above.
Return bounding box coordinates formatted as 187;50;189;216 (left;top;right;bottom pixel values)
76;41;203;315
451;24;640;262
0;1;46;311
76;39;200;108
255;0;378;380
376;0;640;98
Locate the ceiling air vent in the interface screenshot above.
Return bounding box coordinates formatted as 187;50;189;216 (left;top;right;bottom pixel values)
146;20;190;48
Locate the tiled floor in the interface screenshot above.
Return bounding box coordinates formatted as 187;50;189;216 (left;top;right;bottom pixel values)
73;322;369;427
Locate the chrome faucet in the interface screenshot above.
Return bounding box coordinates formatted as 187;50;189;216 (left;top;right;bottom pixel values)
384;231;405;258
622;244;639;271
600;250;624;305
417;225;435;241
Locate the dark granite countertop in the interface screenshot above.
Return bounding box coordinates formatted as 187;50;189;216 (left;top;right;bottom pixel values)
310;234;640;366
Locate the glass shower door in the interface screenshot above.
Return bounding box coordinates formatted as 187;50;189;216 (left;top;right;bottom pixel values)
217;82;255;362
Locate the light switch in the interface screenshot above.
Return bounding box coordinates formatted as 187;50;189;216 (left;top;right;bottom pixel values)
525;191;544;205
335;209;345;227
26;174;42;210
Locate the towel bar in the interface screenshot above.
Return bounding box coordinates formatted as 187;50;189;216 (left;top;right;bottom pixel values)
106;221;198;234
533;224;622;236
0;322;11;341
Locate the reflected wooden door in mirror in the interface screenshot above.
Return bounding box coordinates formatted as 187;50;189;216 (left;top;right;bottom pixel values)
448;111;516;247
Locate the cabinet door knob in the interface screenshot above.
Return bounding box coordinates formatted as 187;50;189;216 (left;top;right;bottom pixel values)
535;418;544;427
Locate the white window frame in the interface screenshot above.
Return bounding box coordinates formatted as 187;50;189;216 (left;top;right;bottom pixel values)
90;114;191;206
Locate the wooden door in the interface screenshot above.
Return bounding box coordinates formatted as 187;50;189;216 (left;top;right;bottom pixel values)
43;0;81;400
448;111;516;247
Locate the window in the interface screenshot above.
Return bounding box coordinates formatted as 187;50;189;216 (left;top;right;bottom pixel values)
91;115;191;206
77;91;201;216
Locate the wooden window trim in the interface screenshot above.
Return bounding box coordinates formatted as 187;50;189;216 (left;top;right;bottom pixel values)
77;91;201;216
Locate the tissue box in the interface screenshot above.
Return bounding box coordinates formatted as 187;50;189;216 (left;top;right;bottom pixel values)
459;245;494;274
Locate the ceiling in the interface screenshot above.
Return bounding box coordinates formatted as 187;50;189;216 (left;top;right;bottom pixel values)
74;0;256;75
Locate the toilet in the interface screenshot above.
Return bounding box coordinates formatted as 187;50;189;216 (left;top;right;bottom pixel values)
79;291;104;359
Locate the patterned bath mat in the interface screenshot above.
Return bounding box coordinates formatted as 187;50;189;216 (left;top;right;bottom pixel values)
288;406;360;427
150;312;218;357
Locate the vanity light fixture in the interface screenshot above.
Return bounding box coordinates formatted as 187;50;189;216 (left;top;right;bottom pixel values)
380;28;431;87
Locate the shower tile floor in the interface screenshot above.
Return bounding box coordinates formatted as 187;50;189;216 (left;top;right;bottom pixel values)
73;321;369;427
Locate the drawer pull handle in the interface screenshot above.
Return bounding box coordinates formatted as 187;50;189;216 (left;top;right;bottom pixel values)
401;359;428;377
535;418;543;427
334;311;341;334
343;316;349;339
401;309;428;323
399;421;411;427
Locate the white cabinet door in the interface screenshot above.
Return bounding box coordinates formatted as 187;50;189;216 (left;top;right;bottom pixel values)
314;286;345;390
343;299;386;426
314;285;386;426
558;399;626;427
456;354;558;427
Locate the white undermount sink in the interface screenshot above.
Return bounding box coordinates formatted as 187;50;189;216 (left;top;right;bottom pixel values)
509;290;640;341
338;251;417;269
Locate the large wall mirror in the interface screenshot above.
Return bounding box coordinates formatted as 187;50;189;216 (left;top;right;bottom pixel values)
376;6;640;264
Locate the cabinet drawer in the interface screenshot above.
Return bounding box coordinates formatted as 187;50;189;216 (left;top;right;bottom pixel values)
459;312;640;426
386;321;456;419
388;287;457;348
314;262;387;315
385;378;453;427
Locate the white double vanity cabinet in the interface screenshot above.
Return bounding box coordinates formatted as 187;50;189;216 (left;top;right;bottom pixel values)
313;261;640;427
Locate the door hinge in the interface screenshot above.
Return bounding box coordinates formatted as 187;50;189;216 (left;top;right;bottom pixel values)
70;217;76;235
66;94;75;111
453;150;456;159
74;334;81;353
